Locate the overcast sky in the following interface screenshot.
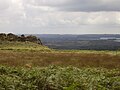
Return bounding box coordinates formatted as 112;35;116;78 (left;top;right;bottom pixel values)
0;0;120;34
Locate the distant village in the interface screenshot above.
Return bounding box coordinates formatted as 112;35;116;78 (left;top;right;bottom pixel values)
0;33;42;45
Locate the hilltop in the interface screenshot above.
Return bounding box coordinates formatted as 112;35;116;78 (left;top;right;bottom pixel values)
0;33;51;51
0;33;42;45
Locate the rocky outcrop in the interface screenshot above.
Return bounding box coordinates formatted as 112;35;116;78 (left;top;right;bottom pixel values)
0;33;42;45
0;33;6;41
7;33;18;41
26;35;42;45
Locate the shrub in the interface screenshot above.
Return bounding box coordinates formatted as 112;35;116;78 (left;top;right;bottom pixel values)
0;66;120;90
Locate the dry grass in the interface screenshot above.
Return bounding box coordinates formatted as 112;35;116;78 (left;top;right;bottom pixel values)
0;41;120;69
0;50;120;69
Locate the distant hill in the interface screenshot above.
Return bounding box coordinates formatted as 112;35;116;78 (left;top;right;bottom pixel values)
35;34;120;50
1;34;120;50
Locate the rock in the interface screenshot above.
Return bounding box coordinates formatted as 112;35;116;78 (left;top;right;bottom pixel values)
0;33;43;45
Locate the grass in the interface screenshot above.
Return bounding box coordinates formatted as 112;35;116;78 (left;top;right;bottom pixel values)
0;41;51;51
1;50;120;68
0;41;120;89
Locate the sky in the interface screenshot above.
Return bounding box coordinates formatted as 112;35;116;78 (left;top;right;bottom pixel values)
0;0;120;34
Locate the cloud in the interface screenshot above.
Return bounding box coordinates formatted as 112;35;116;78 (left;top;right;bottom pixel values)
24;0;120;12
57;0;120;12
22;12;120;28
0;0;10;11
0;0;120;34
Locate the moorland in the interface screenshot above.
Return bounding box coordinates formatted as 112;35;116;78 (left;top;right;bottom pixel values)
0;33;120;90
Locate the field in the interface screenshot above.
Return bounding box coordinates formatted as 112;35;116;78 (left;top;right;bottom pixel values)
0;41;120;90
0;48;120;68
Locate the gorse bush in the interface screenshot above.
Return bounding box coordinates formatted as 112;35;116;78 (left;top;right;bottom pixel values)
0;66;120;90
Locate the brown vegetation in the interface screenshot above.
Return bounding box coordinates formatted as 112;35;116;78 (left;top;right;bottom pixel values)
0;50;120;69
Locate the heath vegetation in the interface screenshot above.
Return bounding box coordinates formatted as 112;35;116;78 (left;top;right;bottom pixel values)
0;33;120;90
